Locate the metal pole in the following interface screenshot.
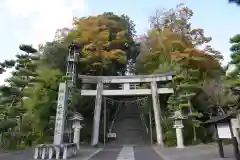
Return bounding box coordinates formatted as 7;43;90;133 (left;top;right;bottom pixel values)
104;97;107;145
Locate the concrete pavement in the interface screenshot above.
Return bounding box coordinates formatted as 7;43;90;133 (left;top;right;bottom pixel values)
153;144;236;160
0;144;236;160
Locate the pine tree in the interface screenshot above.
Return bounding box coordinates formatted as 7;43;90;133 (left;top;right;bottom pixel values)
223;34;240;109
168;69;202;142
0;45;39;132
225;34;240;89
0;60;15;75
229;0;240;6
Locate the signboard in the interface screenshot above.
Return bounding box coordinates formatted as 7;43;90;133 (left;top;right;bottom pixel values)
107;133;116;138
53;82;68;145
217;123;232;139
231;118;240;129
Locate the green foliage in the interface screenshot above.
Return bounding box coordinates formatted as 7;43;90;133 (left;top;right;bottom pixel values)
0;45;38;117
161;119;176;146
0;44;39;148
23;67;63;142
229;0;240;5
230;34;240;66
223;34;240;110
0;60;15;74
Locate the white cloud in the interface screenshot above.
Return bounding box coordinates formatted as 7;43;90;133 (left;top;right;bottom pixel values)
3;0;87;47
1;0;87;85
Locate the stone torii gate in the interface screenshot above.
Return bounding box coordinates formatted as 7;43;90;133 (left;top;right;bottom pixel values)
80;73;174;146
53;73;174;148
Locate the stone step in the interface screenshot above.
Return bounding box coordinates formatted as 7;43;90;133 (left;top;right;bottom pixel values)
109;104;148;146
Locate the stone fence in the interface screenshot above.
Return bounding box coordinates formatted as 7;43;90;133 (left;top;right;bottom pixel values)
34;143;77;159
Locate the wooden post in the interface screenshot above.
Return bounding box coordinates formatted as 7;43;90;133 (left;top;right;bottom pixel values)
215;124;224;158
229;120;240;160
104;97;107;145
92;82;103;146
150;80;164;147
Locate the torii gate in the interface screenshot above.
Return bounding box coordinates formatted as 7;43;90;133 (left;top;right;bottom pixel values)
53;43;174;148
54;74;174;148
79;74;174;147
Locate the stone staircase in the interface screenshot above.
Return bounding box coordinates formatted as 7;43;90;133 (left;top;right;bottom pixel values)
108;99;149;146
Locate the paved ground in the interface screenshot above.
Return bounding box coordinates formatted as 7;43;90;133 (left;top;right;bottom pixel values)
88;145;163;160
153;144;236;160
0;148;34;160
89;146;122;160
0;145;163;160
0;144;237;160
134;146;164;160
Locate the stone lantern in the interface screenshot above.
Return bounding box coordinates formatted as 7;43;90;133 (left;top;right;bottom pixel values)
69;112;83;149
170;110;187;148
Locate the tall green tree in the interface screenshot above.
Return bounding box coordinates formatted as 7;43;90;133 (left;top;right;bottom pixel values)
23;67;63;142
0;45;39;132
225;34;240;88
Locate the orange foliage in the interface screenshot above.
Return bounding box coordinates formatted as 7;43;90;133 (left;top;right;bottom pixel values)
171;48;221;71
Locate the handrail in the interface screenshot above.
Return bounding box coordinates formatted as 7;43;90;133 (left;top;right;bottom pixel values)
109;102;122;133
136;99;149;136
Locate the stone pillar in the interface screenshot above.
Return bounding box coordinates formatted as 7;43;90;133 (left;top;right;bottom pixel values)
92;82;103;146
175;124;184;148
72;125;82;149
231;118;240;143
150;80;164;147
54;82;68;145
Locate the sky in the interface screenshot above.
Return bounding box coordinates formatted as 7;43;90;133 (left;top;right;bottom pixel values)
0;0;239;84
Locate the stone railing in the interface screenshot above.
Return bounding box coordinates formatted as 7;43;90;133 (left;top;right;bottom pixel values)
34;143;77;159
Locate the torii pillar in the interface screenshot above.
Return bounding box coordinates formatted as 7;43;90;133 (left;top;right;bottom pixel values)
150;80;164;147
92;82;103;146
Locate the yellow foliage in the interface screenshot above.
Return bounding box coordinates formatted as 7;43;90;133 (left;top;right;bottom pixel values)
65;14;133;75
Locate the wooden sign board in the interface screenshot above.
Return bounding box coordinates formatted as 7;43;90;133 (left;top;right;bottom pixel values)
217;123;232;139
